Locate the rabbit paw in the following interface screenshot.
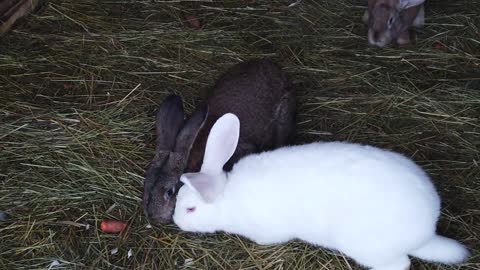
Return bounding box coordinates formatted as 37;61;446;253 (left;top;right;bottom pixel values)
397;31;411;47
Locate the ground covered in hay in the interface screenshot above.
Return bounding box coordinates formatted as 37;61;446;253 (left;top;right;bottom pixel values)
0;0;479;269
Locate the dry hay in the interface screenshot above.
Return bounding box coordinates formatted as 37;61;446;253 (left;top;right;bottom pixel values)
0;0;479;269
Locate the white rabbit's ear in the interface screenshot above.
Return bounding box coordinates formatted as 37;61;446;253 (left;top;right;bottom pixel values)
201;113;240;174
398;0;423;9
180;172;223;203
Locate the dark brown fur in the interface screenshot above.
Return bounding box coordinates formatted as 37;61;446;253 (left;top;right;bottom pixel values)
144;59;296;225
187;59;295;172
0;0;47;33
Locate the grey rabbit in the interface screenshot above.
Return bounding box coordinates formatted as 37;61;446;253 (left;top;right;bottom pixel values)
363;0;425;47
143;59;296;225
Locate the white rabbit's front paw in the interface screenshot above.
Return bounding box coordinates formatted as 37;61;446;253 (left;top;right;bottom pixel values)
253;237;279;246
250;233;290;246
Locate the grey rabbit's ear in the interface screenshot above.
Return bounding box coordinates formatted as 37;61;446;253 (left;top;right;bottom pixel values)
367;0;375;12
174;103;208;156
155;94;185;152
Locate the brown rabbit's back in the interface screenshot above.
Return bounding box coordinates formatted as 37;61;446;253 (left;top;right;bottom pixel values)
187;59;294;172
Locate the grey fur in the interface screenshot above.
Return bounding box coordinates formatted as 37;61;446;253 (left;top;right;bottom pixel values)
144;59;296;225
0;211;10;221
366;0;425;47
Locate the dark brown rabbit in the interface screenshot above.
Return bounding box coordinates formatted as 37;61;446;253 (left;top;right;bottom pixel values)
143;59;296;225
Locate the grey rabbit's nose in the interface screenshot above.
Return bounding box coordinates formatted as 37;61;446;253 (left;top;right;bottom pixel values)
373;31;380;42
144;208;153;219
148;215;171;225
145;207;157;221
145;206;172;225
145;211;158;223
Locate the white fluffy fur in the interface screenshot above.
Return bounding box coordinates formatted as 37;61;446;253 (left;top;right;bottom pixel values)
173;114;469;270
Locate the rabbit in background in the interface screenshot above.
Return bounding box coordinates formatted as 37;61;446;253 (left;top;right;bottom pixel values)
143;59;296;225
364;0;425;47
173;113;469;270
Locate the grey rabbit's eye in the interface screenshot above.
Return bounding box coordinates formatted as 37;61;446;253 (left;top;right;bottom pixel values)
164;186;176;200
388;17;394;27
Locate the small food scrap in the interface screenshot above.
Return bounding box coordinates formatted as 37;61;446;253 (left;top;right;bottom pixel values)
184;15;201;30
0;211;10;221
288;0;303;8
127;248;133;258
110;248;119;255
184;258;194;267
434;41;445;49
101;220;127;233
47;260;60;270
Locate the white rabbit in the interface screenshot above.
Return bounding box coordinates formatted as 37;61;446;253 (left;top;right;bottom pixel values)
173;113;469;270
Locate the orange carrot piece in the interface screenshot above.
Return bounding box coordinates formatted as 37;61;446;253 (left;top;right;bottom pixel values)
100;220;126;233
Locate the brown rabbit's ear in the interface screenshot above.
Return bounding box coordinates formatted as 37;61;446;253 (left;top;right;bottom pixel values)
367;0;375;13
174;104;208;156
155;94;185;152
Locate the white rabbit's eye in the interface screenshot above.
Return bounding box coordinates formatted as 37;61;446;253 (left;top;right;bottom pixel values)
186;207;196;213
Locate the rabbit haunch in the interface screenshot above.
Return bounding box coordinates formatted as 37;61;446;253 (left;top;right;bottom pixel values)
174;113;469;270
365;0;425;47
